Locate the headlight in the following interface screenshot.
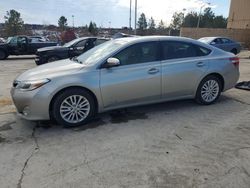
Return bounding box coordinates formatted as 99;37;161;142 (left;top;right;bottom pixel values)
15;79;50;91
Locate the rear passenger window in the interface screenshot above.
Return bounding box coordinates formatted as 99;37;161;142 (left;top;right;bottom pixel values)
161;41;211;60
221;38;232;44
196;46;211;56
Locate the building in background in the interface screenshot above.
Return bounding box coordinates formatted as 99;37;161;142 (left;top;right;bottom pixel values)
227;0;250;29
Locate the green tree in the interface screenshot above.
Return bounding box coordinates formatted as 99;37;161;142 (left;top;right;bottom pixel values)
182;8;227;28
200;7;215;28
58;16;68;31
213;16;227;28
148;17;156;29
170;12;184;30
4;9;24;36
137;13;147;35
148;17;156;34
182;12;199;27
156;20;168;35
88;21;98;36
157;20;165;30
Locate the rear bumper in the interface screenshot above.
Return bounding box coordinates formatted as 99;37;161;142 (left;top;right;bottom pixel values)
223;68;240;91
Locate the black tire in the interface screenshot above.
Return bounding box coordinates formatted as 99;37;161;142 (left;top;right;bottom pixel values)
0;50;8;60
195;75;222;105
52;88;96;127
47;56;59;63
231;48;237;55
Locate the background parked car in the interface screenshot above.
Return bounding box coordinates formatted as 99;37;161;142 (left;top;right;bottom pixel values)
112;32;135;39
0;35;57;60
11;36;239;127
35;37;109;65
29;36;50;42
198;37;241;55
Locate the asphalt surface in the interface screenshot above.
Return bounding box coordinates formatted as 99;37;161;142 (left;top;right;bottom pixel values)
0;55;250;188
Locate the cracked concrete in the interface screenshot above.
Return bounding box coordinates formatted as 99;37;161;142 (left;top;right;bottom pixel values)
17;125;40;188
0;55;250;188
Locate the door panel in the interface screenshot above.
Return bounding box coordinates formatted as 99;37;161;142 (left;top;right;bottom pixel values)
160;41;209;99
162;58;208;98
100;62;161;108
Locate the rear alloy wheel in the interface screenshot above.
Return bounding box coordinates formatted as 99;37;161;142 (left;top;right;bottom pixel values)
0;50;7;60
195;76;222;105
47;56;59;63
52;89;96;127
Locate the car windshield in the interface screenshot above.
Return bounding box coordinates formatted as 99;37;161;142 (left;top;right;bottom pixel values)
63;38;81;47
75;40;127;66
6;37;13;43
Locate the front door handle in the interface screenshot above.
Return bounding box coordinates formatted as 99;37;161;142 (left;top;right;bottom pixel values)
196;62;205;67
148;68;159;74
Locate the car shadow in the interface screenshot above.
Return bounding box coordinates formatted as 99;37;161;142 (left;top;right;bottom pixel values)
35;96;235;132
0;95;238;145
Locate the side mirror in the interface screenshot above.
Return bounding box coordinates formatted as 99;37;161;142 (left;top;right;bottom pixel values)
210;41;216;45
104;58;120;68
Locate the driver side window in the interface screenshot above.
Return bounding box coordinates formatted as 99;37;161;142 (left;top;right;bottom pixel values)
17;37;27;44
213;38;222;44
75;40;87;47
9;37;18;44
114;42;159;66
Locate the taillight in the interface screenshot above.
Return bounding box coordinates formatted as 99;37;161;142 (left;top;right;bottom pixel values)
230;57;239;67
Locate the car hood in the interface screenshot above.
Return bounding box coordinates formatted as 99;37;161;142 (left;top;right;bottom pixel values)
37;45;68;52
16;59;85;81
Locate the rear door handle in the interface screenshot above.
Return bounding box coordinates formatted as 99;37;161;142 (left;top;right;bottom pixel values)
148;68;159;74
196;62;205;67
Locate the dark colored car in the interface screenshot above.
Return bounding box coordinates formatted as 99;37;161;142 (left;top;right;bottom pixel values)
0;36;57;60
198;37;241;55
35;37;109;65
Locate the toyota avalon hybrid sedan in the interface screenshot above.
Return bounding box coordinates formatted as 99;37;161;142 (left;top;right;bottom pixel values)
11;36;239;127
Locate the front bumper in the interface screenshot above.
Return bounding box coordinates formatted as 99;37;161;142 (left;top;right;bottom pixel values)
35;55;47;65
10;87;51;121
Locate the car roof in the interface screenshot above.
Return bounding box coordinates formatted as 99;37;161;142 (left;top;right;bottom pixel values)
200;36;232;40
114;35;212;48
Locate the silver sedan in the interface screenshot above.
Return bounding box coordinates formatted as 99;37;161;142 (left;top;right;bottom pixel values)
198;37;241;55
11;36;240;127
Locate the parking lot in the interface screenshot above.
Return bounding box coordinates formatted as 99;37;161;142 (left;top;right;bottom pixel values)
0;55;250;188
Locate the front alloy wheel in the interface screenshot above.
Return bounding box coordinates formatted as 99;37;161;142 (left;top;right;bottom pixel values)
52;88;96;127
0;50;7;60
196;76;222;105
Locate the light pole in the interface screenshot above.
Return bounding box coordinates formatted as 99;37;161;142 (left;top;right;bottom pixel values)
197;2;210;28
134;0;137;35
129;0;132;32
72;15;75;29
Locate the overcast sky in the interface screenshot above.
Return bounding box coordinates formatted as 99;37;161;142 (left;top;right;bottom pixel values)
0;0;230;28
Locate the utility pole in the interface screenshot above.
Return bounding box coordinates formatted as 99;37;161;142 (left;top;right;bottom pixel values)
197;2;210;28
129;0;132;33
72;15;75;29
134;0;137;35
